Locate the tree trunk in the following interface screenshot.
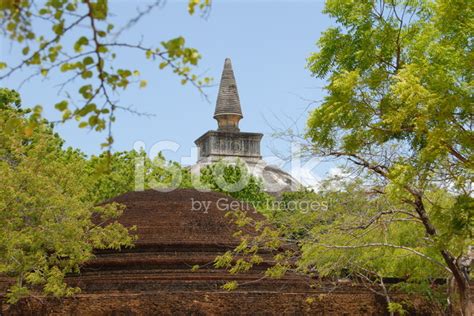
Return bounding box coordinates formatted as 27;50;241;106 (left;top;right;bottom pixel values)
413;198;471;315
448;275;472;316
447;277;454;315
460;285;472;316
440;249;471;316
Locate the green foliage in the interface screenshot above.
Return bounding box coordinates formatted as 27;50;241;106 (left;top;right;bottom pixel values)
85;151;146;204
264;263;288;279
0;89;134;303
0;88;20;110
221;280;238;291
188;0;212;16
214;251;234;269
198;161;274;212
0;0;212;147
217;178;451;311
84;150;192;204
296;179;448;280
306;0;472;194
270;189;327;239
388;302;407;315
305;1;473;312
67;154;270;209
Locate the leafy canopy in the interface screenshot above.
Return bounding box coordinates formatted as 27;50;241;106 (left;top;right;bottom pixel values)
305;0;472;312
0;88;134;303
0;0;212;148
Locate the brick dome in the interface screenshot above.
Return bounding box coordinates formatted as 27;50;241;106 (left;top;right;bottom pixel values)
105;189;262;247
1;189;412;315
76;189;300;291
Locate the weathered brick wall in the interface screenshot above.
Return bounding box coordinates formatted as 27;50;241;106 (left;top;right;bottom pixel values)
3;290;439;316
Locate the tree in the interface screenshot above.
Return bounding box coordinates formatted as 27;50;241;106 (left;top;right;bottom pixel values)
0;0;212;148
85;150;192;203
289;178;452;314
197;161;273;212
305;0;472;313
0;88;134;303
214;177;460;313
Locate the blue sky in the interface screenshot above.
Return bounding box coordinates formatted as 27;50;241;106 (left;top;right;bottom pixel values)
1;0;337;184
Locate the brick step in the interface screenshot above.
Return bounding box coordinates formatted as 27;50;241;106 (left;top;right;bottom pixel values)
66;273;313;293
85;253;275;271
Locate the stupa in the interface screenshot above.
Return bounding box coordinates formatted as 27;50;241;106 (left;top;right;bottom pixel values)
193;58;300;193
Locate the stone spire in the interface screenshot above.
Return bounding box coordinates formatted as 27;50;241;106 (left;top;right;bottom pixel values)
214;58;243;132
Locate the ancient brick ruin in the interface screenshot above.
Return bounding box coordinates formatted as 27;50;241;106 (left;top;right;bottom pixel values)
1;189;440;315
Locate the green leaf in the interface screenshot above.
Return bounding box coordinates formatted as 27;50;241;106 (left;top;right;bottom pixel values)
159;62;168;69
81;70;93;79
65;3;76;11
60;63;70;72
52;22;64;36
79;103;97;116
39;8;51;15
221;281;238;291
78;85;93;99
74;37;89;53
97;45;108;53
83;56;94;65
54;100;68;111
6;22;15;32
88;115;98;126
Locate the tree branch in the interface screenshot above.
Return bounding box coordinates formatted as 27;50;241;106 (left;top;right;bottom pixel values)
317;242;450;272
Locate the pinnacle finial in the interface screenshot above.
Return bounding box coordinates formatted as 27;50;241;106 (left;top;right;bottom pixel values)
214;58;243;131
